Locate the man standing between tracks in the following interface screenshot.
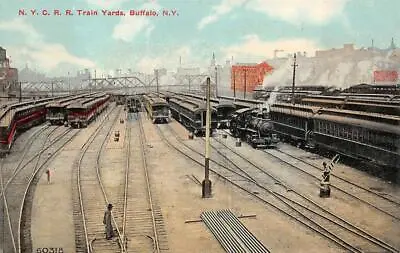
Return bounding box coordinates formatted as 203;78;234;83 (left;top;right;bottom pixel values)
45;169;51;184
103;203;114;240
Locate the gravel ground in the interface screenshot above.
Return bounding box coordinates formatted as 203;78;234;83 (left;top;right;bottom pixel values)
143;118;345;253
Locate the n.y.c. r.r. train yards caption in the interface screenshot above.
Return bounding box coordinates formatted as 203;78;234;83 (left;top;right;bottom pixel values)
18;8;179;16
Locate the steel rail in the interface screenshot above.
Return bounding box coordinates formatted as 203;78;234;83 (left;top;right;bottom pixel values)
18;129;79;253
264;148;400;221
138;112;161;253
76;105;117;252
94;106;127;252
276;148;400;205
121;111;129;249
211;135;399;253
157;125;395;253
2;126;62;252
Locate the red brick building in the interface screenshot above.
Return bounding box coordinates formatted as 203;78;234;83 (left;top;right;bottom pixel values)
231;61;273;92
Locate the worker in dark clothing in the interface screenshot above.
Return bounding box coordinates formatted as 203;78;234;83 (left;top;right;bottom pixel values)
103;204;114;240
45;169;51;184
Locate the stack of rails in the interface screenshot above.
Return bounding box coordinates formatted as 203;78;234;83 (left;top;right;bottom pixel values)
300;95;400;116
66;93;110;128
173;92;236;129
168;94;218;136
46;94;92;125
217;95;265;110
142;93;170;123
0;95;76;153
270;103;400;178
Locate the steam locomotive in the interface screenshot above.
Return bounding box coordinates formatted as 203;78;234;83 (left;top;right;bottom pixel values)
230;108;279;148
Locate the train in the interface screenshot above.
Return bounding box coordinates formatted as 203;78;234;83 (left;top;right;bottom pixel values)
230;108;279;148
66;94;110;128
168;95;218;136
126;96;141;113
46;94;90;125
0;95;74;154
172;92;236;129
142;94;169;123
269;103;400;180
299;95;400;116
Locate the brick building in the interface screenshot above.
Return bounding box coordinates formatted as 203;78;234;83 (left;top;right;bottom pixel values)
231;62;273;92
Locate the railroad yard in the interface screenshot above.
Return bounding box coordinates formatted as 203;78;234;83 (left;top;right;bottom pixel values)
0;91;399;253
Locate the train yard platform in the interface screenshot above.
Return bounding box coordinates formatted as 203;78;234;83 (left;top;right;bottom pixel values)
2;103;399;253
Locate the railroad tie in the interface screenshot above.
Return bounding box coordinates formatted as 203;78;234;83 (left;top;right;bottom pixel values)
200;210;270;253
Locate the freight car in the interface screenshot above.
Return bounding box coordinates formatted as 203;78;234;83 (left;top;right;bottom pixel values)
46;94;90;125
270;103;400;179
230;108;278;148
142;94;169;123
173;92;236;129
67;94;110;128
0;95;73;153
168;95;218;136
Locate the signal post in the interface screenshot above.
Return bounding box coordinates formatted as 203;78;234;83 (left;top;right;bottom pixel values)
202;77;212;198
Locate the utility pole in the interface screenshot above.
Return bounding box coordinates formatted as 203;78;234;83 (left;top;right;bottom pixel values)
51;81;54;97
68;71;70;95
19;81;22;102
202;77;212;198
291;53;298;104
188;77;191;93
233;68;236;100
156;69;159;96
243;68;247;99
215;66;218;97
94;69;97;92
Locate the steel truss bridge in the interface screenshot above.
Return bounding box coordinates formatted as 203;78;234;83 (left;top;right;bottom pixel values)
18;72;214;97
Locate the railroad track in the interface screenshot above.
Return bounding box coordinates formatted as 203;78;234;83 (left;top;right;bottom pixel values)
1;126;80;253
220;129;400;220
120;113;168;252
263;148;400;221
73;105;127;253
157;124;399;253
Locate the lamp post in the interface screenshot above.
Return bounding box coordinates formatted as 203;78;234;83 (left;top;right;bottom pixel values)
202;77;212;198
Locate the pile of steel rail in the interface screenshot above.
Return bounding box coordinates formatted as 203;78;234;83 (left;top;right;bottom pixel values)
201;209;270;253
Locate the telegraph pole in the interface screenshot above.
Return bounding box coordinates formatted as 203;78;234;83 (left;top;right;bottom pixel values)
291;53;298;104
202;77;212;198
94;69;97;92
233;68;236;100
156;69;159;96
68;71;70;95
243;68;247;99
19;81;22;102
215;66;218;97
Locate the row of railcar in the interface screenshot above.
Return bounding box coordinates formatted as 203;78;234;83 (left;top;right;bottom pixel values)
67;93;110;128
142;94;169;123
269;103;400;180
46;94;91;125
299;95;400;116
172;92;236;129
167;94;218;136
0;95;79;154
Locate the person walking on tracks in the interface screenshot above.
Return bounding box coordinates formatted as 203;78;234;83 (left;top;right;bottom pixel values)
45;169;51;184
103;204;114;240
